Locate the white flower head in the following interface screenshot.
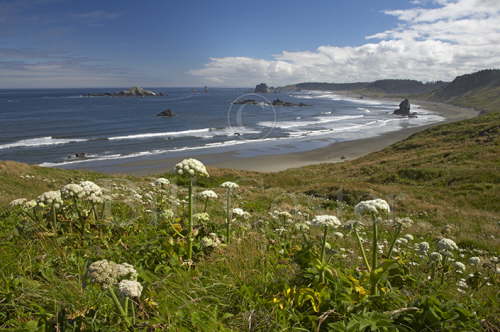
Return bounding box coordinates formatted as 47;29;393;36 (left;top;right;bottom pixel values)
199;190;218;199
118;280;143;298
403;234;414;241
333;232;344;239
221;181;239;189
430;252;443;262
232;208;250;219
175;158;209;178
312;215;341;228
153;177;170;187
201;233;222;248
61;183;85;199
37;190;63;208
79;181;102;197
469;257;480;266
395;217;414;228
87;260;137;288
354;199;390;216
193;212;210;222
437;238;459;252
396;237;408;245
277;211;293;220
9;198;27;207
417;241;430;254
161;209;175;220
454;261;466;273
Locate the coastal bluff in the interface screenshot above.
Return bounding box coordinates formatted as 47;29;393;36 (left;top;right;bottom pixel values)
84;86;164;97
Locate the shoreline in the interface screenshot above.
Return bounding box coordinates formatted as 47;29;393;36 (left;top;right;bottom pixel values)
89;97;479;176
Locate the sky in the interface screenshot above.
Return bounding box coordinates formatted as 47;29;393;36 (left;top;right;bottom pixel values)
0;0;499;88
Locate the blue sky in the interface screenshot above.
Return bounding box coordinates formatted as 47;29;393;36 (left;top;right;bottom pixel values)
1;0;499;88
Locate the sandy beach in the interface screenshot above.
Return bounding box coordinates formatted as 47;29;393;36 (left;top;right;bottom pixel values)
98;97;479;176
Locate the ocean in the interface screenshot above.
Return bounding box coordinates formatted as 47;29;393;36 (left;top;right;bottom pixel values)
0;88;444;171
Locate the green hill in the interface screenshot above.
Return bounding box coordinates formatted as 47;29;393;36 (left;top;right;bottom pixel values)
427;69;500;113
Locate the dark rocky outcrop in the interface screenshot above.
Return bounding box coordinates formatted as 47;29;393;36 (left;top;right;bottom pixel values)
233;99;260;105
271;99;310;107
232;98;310;107
85;86;164;97
157;109;174;117
393;99;417;117
254;83;269;93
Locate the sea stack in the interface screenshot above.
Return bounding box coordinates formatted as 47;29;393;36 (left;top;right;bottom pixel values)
254;83;269;93
393;98;411;116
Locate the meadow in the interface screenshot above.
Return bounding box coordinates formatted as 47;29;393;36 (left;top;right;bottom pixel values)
0;111;499;331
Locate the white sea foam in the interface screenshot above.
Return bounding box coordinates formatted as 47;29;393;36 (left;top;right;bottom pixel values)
293;90;398;106
108;128;211;140
258;115;364;129
108;127;259;141
0;136;87;150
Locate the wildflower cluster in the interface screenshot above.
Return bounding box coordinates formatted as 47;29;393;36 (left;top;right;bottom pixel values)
175;158;209;177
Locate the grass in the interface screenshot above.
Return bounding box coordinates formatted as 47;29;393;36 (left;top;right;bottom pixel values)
0;103;499;330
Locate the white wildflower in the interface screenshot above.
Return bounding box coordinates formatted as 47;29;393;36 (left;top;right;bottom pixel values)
199;190;218;199
193;212;210;222
87;260;138;288
220;181;239;189
37;190;63;208
61;183;85;199
396;238;408;245
457;279;468;291
275;227;286;235
417;241;430;255
437;238;459;252
354;199;390;216
403;234;414;241
430;252;443;262
232;208;250;219
118;280;143;298
175;158;209;177
9;198;27;207
153;177;170;187
277;211;293;220
454;261;466;273
312;215;341;228
395;217;413;227
469;257;480;266
333;232;344;239
79;181;102;197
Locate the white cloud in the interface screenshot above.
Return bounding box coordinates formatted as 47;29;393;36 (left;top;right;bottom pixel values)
190;0;500;86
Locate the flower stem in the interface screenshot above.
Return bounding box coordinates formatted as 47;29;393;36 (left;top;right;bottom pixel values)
73;197;84;235
203;198;208;212
371;216;379;295
354;229;371;272
225;188;232;243
187;178;193;262
51;204;57;232
109;288;130;327
320;226;328;262
387;224;402;259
